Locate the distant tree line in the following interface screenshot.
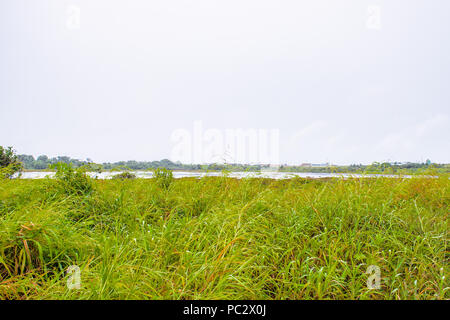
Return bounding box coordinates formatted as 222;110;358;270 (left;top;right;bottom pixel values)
18;155;89;170
15;153;449;173
279;161;449;173
17;154;270;172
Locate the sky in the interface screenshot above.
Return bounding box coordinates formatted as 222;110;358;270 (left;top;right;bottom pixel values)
1;0;449;165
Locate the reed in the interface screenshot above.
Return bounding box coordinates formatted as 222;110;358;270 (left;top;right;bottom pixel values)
0;171;448;299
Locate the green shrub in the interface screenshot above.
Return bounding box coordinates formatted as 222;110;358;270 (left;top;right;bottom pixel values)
153;167;173;189
50;162;93;196
0;146;23;179
112;171;137;180
82;163;103;174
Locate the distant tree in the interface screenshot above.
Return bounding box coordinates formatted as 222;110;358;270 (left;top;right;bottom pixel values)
0;146;23;178
57;156;71;164
34;160;49;170
17;154;35;169
154;167;173;189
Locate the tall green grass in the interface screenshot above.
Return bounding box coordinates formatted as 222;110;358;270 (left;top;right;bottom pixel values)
0;172;448;299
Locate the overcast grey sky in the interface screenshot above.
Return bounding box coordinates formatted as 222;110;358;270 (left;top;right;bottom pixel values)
1;0;449;165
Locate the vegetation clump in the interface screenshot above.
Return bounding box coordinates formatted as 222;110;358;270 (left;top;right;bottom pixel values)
0;146;23;179
154;167;173;189
49;162;93;196
112;172;137;180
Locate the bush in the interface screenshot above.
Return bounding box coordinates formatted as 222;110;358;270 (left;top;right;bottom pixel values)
112;171;137;180
154;167;173;189
50;162;93;196
82;163;103;174
0;146;23;179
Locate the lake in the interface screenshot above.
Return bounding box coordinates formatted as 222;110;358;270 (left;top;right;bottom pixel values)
16;171;416;180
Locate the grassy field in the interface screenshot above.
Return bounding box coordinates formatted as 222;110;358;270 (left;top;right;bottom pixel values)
0;170;448;299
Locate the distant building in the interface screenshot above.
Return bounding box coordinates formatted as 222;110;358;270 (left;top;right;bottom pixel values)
311;163;330;167
300;163;312;167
